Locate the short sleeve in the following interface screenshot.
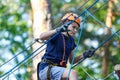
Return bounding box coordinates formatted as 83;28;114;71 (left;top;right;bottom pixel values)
49;33;60;43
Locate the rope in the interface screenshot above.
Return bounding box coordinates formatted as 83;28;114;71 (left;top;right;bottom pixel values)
1;46;46;80
94;28;120;51
91;0;108;14
76;0;90;11
12;72;20;80
0;0;95;70
0;1;95;78
80;66;97;80
102;71;115;80
66;12;87;80
0;32;59;78
0;41;36;68
70;0;109;69
72;29;120;80
1;0;100;79
53;0;91;28
71;58;97;80
0;0;107;68
2;0;119;79
67;0;120;79
72;12;97;80
66;0;99;80
0;0;90;71
66;0;99;28
85;10;120;38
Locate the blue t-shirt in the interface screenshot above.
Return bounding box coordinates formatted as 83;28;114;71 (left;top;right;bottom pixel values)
39;33;76;70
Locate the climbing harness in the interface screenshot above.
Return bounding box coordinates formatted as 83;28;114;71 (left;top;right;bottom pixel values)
37;34;67;80
41;59;58;80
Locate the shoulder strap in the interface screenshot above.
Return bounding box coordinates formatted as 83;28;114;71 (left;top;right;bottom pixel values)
60;34;66;67
37;62;41;80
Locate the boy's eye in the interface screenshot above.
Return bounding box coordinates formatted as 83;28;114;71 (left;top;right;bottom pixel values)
72;26;76;29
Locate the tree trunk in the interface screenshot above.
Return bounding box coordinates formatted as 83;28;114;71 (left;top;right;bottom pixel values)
102;0;114;77
30;0;52;80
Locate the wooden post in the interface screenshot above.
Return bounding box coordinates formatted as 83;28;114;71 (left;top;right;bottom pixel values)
102;0;114;77
30;0;52;80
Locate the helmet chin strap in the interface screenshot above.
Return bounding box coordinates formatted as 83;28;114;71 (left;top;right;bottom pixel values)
67;30;70;37
63;21;72;37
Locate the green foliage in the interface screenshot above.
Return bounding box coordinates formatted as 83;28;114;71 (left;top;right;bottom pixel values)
0;0;120;80
0;0;32;80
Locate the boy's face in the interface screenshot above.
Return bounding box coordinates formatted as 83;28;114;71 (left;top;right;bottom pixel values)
67;22;79;36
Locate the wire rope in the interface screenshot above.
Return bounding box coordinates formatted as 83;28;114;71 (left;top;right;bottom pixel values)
0;41;36;68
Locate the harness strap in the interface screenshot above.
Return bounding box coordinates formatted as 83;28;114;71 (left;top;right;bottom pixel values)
47;65;53;80
37;62;41;80
40;34;67;79
42;59;58;66
42;59;58;80
60;34;66;67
